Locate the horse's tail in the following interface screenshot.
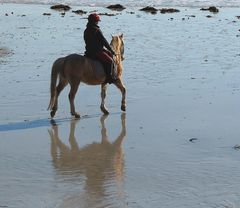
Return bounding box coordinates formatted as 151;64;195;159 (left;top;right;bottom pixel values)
47;58;65;110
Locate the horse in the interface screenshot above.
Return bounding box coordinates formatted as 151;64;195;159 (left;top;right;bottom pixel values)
48;34;126;118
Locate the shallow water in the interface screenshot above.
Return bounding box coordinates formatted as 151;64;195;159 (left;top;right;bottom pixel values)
1;3;240;208
0;114;126;208
1;0;240;7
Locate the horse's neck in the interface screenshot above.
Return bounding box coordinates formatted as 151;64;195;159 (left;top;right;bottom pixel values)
111;41;123;75
115;58;123;77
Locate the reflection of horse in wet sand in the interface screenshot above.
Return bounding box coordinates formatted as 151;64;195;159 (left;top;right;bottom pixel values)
48;34;126;118
48;114;126;207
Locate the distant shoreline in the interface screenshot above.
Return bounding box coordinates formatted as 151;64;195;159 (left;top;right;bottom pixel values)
1;1;240;8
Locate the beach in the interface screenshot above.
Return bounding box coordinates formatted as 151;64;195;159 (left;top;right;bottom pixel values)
1;3;240;208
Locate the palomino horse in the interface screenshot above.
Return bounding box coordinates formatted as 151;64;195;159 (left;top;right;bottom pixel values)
48;34;126;118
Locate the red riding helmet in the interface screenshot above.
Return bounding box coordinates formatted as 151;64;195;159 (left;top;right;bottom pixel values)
88;13;101;22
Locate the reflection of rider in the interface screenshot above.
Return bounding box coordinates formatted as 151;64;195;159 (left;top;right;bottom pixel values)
48;114;126;208
84;13;117;84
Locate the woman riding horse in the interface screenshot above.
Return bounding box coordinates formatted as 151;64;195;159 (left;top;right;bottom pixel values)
48;33;126;118
84;13;117;84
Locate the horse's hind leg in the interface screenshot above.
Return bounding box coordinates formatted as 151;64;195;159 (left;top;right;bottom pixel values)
100;84;109;114
51;78;67;118
114;79;126;111
69;81;80;118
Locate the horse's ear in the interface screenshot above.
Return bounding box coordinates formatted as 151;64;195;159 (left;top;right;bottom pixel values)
120;33;123;39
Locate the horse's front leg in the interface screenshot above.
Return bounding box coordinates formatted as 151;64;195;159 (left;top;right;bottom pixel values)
69;81;80;118
114;79;126;111
100;84;109;114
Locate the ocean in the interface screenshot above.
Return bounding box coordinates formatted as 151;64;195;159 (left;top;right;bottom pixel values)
0;0;240;7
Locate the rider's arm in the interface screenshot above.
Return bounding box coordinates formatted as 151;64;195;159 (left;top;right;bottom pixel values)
97;30;116;55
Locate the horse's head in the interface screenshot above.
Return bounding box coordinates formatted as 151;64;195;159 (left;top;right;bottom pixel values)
110;34;124;62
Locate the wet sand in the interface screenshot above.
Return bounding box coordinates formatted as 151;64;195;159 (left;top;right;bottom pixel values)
1;3;240;208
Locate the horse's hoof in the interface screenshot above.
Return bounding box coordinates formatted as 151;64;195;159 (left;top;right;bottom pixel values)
121;105;126;112
50;110;56;118
103;110;109;115
75;113;80;119
71;112;80;119
100;106;109;115
50;119;57;126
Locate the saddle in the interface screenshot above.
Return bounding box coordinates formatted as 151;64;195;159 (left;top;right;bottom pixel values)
84;54;117;84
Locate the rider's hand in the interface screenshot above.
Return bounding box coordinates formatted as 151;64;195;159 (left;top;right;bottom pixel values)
111;50;116;56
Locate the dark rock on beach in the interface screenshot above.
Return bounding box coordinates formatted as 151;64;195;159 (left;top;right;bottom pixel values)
200;6;219;13
18;26;27;29
209;6;219;13
234;144;240;150
236;16;240;19
189;138;198;142
106;4;126;11
140;6;158;14
50;4;71;11
72;10;87;15
0;47;13;58
43;13;51;16
160;8;180;14
185;15;196;18
98;13;116;16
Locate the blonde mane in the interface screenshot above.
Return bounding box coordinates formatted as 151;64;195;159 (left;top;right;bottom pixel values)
110;34;124;77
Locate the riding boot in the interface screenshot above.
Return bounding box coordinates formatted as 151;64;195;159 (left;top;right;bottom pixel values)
111;62;118;80
104;63;117;84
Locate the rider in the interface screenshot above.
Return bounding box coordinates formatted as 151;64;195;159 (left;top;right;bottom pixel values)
84;13;117;84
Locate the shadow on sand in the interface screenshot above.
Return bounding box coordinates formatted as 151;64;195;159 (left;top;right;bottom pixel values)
0;113;119;132
0;118;72;132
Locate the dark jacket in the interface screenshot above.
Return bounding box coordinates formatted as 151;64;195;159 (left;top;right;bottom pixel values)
84;22;114;57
